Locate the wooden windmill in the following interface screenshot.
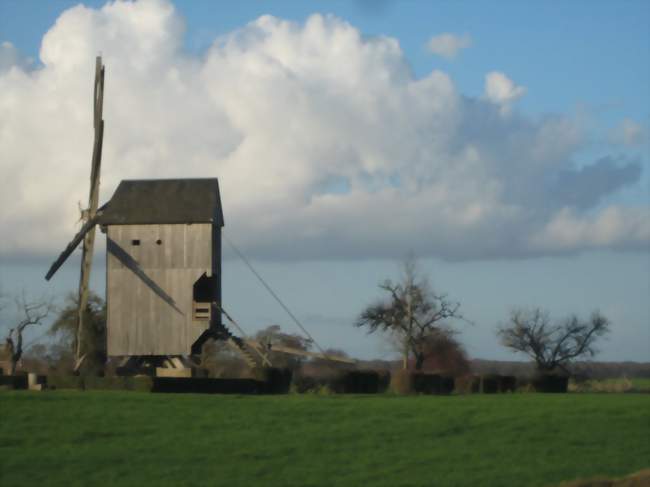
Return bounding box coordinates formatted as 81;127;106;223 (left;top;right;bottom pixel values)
46;58;353;376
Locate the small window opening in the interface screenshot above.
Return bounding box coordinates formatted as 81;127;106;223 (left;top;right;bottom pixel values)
156;239;162;245
131;239;140;246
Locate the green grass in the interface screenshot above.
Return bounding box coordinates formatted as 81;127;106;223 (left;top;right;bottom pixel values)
1;392;649;487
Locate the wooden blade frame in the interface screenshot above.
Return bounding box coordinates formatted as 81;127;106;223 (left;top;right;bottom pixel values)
249;341;357;364
44;212;103;281
75;57;105;363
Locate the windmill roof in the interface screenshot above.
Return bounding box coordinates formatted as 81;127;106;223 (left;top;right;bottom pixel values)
99;178;224;226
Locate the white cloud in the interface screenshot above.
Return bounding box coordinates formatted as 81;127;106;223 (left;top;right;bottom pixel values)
0;0;646;262
484;71;526;114
426;33;471;59
609;118;647;146
530;206;650;252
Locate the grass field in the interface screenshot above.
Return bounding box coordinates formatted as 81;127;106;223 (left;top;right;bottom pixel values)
1;391;649;487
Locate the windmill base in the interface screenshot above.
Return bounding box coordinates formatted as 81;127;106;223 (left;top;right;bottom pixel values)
115;355;203;377
155;367;192;378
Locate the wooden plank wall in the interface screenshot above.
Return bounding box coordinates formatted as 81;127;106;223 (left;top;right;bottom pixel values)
106;223;214;356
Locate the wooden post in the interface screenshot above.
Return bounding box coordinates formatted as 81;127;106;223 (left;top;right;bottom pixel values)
76;56;105;362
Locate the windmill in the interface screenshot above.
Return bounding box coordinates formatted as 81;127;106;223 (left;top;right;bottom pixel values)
45;57;354;377
45;56;105;369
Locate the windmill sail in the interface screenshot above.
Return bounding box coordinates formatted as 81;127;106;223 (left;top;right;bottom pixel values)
44;211;103;281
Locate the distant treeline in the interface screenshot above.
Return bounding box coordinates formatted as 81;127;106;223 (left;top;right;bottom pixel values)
356;359;650;380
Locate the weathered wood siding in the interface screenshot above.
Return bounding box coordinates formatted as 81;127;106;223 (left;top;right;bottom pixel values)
106;223;215;356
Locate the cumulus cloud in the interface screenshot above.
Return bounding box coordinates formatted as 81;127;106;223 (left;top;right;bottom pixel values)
426;33;471;59
0;0;647;262
484;71;526;113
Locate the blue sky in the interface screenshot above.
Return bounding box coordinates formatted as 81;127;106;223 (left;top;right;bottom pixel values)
0;0;648;362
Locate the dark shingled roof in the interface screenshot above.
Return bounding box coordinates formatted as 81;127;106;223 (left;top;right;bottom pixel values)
99;178;224;226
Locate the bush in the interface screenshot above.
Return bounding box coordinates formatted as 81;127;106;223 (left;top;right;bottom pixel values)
337;370;382;393
500;375;517;392
532;373;569;393
84;376;124;391
391;369;414;394
478;374;518;393
480;374;517;394
152;377;264;394
47;374;84;390
480;374;500;393
413;373;454;394
0;374;28;389
260;367;292;394
126;376;154;392
391;371;454;395
291;374;321;393
291;370;389;394
454;375;480;394
377;370;391;393
46;374;154;392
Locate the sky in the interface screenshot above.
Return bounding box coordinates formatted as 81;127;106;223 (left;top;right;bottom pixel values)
0;0;648;362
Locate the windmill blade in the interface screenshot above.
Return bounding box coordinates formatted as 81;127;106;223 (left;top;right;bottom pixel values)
256;342;357;364
46;58;105;284
88;57;105;221
93;56;104;130
44;212;102;281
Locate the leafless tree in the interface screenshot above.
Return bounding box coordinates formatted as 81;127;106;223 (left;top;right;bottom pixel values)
2;292;54;375
356;257;466;371
497;308;610;374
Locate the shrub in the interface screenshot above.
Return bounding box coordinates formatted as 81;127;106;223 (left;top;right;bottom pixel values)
127;376;154;392
391;371;455;395
480;374;500;393
152;377;263;394
291;370;389;394
532;373;568;393
391;369;414;394
478;374;518;393
0;373;28;389
84;376;125;391
500;375;517;392
47;374;84;390
260;367;292;394
454;375;480;394
377;370;391;393
291;374;321;393
337;370;382;393
569;378;642;393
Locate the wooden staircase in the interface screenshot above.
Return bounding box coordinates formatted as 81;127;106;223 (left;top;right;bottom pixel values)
214;322;271;369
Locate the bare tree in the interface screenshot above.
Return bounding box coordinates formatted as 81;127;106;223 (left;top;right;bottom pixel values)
2;293;54;375
497;308;610;374
356;257;466;371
